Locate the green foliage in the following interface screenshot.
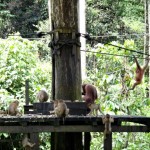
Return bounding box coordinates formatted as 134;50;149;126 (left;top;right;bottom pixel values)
86;39;150;149
0;2;14;38
86;0;144;43
0;0;48;38
0;36;52;103
39;133;51;150
90;132;150;150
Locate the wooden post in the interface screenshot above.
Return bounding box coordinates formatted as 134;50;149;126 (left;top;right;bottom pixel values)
50;0;82;150
84;132;91;150
30;133;39;150
104;133;112;150
25;80;30;105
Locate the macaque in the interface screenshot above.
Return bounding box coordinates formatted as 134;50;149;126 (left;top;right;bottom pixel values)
102;114;114;140
82;84;98;104
50;100;69;118
129;56;149;90
7;100;19;115
87;103;104;116
36;89;49;102
0;100;20;116
22;134;35;150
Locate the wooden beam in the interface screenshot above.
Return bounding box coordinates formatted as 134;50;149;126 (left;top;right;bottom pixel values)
0;125;149;133
30;133;39;150
104;133;112;150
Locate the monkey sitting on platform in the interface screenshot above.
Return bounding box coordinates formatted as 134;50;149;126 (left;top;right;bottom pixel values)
0;100;20;116
50;100;69;118
36;89;49;102
102;114;114;140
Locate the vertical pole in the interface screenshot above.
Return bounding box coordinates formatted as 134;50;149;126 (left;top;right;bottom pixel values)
30;133;39;150
79;0;86;80
144;0;150;97
84;132;91;150
147;0;150;98
104;134;112;150
25;80;29;105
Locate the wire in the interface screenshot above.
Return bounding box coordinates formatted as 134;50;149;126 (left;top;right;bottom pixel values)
80;33;150;56
90;33;150;38
80;49;146;59
7;31;54;37
107;43;148;56
6;31;150;56
7;32;150;38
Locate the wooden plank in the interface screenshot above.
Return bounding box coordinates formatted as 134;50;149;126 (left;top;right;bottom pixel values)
0;125;149;133
0;115;149;126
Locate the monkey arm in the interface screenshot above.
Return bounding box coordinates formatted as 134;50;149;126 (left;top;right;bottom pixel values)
27;142;35;147
82;84;87;95
129;81;141;90
134;56;141;69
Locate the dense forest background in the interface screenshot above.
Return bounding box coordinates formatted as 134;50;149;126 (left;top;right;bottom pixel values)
0;0;149;149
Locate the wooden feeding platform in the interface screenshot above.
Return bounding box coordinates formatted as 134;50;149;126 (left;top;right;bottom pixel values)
0;101;149;150
0;115;149;133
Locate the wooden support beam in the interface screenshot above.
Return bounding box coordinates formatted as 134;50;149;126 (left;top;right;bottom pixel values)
104;133;112;150
30;133;39;150
84;132;91;150
0;125;149;133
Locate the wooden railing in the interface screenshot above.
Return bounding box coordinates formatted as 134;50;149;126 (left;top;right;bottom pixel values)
0;114;149;150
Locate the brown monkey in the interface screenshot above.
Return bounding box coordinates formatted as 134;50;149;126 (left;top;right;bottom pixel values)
36;89;49;102
50;100;69;118
0;100;20;116
102;114;114;140
22;134;35;150
7;100;20;116
87;103;104;116
129;56;149;90
82;84;98;104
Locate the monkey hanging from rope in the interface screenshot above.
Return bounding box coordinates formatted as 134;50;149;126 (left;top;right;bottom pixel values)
129;56;149;90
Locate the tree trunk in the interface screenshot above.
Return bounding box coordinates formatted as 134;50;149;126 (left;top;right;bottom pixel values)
51;0;81;100
50;0;83;150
